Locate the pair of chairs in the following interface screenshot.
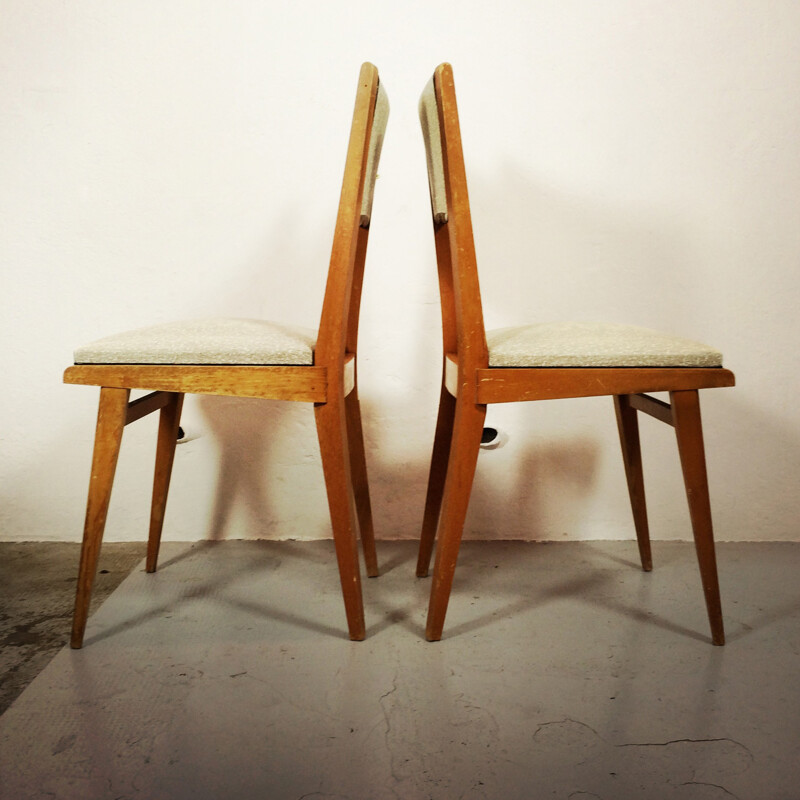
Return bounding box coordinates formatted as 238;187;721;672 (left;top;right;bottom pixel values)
66;62;734;649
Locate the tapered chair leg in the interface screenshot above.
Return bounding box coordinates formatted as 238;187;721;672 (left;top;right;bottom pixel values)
671;390;725;646
425;399;486;641
71;387;130;649
614;395;653;571
315;398;366;641
146;393;184;573
417;383;457;577
344;388;378;577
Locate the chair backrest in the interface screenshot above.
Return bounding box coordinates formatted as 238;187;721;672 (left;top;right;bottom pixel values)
315;63;389;373
419;63;489;376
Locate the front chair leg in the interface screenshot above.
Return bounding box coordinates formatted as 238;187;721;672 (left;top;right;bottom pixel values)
71;387;130;649
425;399;486;641
671;390;725;646
315;398;366;641
344;387;378;577
614;395;653;571
146;393;184;573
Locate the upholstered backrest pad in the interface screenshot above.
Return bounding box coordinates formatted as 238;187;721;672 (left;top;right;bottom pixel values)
360;81;389;227
74;318;317;366
418;77;447;224
487;322;723;368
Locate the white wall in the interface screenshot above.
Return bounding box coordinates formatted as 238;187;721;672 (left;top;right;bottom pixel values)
2;1;799;544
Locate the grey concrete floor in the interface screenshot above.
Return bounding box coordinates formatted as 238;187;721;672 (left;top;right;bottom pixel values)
1;540;798;799
0;541;143;715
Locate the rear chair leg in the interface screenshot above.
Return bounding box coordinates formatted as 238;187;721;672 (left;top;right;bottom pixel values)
417;383;457;577
614;395;653;571
146;393;184;573
71;387;130;649
345;388;378;577
671;390;725;646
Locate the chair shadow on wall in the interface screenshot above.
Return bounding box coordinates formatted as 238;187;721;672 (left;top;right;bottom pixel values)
197;395;294;543
468;433;601;541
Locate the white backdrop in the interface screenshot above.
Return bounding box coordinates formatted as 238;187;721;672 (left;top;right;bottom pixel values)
2;1;799;544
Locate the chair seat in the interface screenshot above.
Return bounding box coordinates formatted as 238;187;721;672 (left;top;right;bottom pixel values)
74;318;316;366
486;322;723;368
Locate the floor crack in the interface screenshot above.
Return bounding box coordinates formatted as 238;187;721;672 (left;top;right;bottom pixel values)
616;737;750;755
378;672;402;798
682;781;740;799
533;718;602;739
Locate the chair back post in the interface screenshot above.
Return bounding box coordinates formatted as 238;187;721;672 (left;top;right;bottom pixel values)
430;63;489;379
315;63;381;379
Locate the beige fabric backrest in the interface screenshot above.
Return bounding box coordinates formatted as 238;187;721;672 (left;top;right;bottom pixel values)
359;81;389;227
418;77;448;224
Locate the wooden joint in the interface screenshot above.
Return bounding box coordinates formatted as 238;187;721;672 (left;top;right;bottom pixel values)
629;393;674;426
125;391;173;425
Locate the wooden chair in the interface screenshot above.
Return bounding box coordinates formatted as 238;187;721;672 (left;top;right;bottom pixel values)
416;63;735;645
65;63;388;647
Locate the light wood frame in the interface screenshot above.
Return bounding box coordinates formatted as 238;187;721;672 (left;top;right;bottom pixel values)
417;63;735;645
65;63;385;647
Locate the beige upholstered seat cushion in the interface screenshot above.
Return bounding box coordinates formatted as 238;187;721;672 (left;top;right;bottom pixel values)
360;81;390;228
74;318;316;366
418;77;447;224
487;322;723;368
